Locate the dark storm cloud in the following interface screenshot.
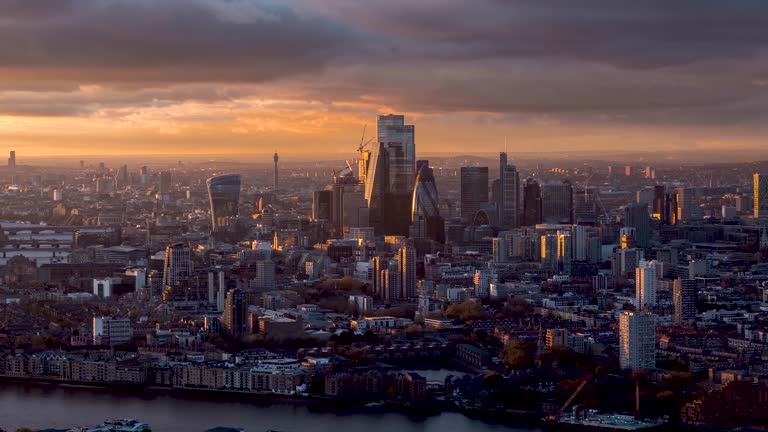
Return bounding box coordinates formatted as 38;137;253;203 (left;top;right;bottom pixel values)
0;0;360;81
312;0;768;68
6;0;767;79
0;0;767;127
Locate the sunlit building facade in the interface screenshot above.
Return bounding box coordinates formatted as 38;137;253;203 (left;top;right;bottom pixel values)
619;311;656;371
365;114;416;236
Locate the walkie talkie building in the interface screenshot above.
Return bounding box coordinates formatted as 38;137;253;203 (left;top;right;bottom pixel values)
206;174;241;232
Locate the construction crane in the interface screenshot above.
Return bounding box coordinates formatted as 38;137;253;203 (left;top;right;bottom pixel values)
549;373;593;421
357;124;373;153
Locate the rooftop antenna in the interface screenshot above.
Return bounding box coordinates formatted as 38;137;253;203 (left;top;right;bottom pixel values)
504;136;508;153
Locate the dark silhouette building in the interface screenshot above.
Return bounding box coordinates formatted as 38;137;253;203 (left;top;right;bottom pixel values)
460;166;489;222
522;178;543;226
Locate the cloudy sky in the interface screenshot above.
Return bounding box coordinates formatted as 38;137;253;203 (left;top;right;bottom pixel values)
1;0;767;157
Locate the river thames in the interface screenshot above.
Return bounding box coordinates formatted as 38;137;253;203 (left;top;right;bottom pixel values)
0;383;541;432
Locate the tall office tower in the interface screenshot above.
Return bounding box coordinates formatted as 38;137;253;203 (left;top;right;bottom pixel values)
574;187;598;224
497;152;520;229
248;260;276;292
673;278;697;324
116;164;129;189
381;262;401;301
364;142;384;230
332;170;367;233
624;203;651;248
371;255;386;297
652;185;665;218
7;150;15;168
398;246;416;298
754;173;768;219
542;181;574;224
665;191;678;225
377;114;415;172
587;235;602;263
206;174;241;232
366;143;413;235
410;163;444;242
619;311;656;371
207;269;226;307
522;178;543;226
571;225;587;261
222;288;248;337
312;190;333;221
557;230;573;274
540;233;559;272
341;187;369;233
460;167;489;222
159;170;172;201
162;243;192;288
273;152;279;193
635;260;657;310
676;187;695;222
492;237;509;263
364;114;416;236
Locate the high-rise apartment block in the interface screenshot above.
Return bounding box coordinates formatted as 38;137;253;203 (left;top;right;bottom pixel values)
673;278;697;324
619;311;656;371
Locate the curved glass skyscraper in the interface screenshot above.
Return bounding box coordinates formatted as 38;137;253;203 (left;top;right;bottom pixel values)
206;174;241;232
412;165;438;223
410;163;444;242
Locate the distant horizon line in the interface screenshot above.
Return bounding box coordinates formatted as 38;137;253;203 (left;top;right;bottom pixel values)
11;149;768;165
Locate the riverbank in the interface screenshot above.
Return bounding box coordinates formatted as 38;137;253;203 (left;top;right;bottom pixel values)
0;376;543;426
0;382;541;432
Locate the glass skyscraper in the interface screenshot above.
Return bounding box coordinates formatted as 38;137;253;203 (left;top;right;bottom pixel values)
542;181;574;224
365;114;416;235
522;178;542;226
497;152;520;229
460;166;489;222
206;174;241;232
410;162;443;242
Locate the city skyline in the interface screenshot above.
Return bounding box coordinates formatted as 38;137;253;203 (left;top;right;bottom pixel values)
1;1;768;157
2;2;768;431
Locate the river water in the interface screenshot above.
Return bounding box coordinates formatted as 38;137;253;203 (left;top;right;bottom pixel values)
0;383;540;432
